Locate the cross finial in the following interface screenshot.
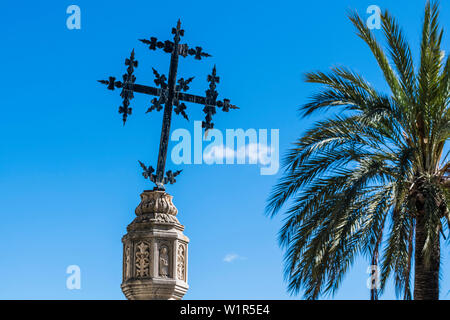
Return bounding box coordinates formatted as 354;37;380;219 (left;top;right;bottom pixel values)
172;19;184;42
208;65;219;85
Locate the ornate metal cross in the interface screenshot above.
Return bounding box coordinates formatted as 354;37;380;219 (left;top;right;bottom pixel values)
99;20;238;190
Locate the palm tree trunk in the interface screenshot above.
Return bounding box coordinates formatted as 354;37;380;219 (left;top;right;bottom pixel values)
414;213;440;300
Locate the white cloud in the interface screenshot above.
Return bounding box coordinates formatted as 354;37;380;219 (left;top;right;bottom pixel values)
223;253;246;263
203;145;235;163
203;143;274;165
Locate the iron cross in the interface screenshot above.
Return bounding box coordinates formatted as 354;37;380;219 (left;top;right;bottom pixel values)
99;20;238;190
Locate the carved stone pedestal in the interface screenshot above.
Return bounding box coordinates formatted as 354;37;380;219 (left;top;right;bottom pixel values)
121;190;189;300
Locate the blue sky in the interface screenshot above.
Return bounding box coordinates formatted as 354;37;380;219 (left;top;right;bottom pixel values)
0;0;449;299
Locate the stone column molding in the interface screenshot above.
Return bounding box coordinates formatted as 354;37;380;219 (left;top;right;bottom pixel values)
121;190;189;300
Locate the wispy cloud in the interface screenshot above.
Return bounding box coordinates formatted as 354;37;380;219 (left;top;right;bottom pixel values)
223;253;246;263
204;143;273;165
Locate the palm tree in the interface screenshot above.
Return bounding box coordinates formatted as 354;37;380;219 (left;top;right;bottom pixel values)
266;0;449;300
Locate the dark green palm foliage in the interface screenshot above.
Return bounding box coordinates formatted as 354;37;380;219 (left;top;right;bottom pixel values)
267;1;450;299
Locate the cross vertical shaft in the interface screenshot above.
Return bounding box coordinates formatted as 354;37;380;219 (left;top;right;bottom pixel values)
155;22;181;188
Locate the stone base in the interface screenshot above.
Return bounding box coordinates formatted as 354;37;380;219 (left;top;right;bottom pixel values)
121;278;188;300
121;190;189;300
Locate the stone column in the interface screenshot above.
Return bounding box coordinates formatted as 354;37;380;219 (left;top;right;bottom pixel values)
121;190;189;300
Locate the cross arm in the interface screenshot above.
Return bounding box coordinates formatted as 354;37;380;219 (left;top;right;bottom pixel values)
126;82;239;111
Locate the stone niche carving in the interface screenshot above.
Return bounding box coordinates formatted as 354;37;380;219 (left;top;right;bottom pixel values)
124;244;131;280
177;243;186;281
158;244;170;278
121;190;189;300
135;241;151;278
